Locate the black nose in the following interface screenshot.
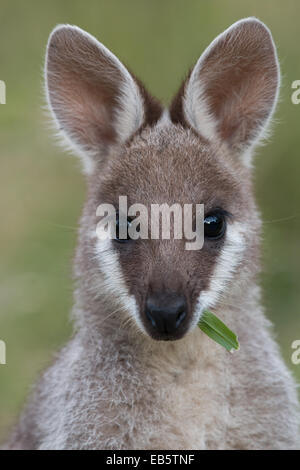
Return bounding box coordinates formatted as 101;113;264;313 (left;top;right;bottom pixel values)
145;293;187;336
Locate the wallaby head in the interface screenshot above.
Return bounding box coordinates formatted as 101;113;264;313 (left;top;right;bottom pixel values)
45;18;279;343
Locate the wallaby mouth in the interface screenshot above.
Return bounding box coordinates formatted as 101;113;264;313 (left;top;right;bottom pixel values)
143;291;190;341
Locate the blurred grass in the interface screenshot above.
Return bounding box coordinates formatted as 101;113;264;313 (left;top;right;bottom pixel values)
1;0;300;440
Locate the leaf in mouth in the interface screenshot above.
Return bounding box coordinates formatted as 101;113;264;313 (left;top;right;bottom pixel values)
198;310;240;353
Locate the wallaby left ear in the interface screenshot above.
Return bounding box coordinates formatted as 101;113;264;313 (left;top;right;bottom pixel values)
170;18;280;163
45;25;162;174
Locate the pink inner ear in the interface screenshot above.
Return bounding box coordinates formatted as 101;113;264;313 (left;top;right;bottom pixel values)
46;30;124;153
197;20;279;149
46;26;163;162
49;69;119;149
170;20;279;152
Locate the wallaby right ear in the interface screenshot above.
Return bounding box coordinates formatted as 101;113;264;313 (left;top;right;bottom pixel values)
45;25;162;174
170;18;280;165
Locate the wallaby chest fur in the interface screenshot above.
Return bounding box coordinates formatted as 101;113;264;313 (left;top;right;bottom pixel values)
9;292;299;450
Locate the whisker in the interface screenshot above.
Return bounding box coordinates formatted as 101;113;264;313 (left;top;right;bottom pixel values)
44;221;78;232
263;213;300;224
97;305;126;327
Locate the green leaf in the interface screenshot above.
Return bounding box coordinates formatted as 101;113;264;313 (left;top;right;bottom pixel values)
198;310;240;353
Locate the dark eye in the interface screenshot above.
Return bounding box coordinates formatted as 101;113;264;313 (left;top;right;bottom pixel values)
115;212;132;243
204;211;226;240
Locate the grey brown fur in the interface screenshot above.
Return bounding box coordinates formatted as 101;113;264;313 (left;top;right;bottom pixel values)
3;18;299;449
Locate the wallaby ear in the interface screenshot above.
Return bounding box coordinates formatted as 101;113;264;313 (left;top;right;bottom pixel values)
170;18;280;164
45;25;162;174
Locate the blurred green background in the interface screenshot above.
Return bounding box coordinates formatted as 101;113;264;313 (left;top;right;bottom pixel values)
1;0;300;441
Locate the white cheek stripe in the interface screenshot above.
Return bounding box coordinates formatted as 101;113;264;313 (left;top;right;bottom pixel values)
95;238;146;334
191;222;246;328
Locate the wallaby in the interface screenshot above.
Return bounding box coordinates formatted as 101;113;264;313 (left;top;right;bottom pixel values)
4;17;299;450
